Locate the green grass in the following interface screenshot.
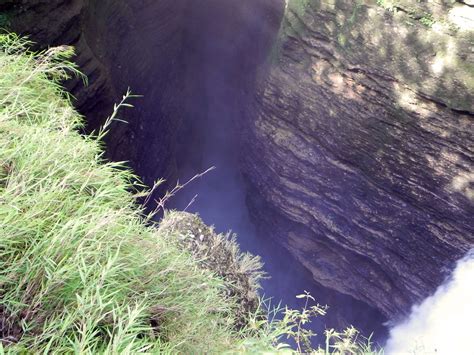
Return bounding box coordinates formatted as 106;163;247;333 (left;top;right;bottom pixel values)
0;33;383;354
0;33;259;353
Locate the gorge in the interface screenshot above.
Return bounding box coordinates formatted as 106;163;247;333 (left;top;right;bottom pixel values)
3;0;473;349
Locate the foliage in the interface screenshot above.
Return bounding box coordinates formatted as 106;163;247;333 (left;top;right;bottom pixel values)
158;211;265;329
375;1;436;27
284;292;328;353
419;13;435;28
0;33;245;353
0;33;382;354
241;292;383;354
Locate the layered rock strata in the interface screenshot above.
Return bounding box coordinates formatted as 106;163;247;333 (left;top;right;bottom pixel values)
242;0;474;317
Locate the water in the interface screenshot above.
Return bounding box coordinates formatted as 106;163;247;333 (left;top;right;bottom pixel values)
385;251;474;354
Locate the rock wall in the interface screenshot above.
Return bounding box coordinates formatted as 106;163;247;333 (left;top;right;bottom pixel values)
82;0;189;187
243;0;474;317
3;0;189;187
0;0;115;128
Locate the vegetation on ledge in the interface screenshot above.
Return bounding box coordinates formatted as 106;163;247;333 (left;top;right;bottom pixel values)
0;34;380;354
0;33;251;353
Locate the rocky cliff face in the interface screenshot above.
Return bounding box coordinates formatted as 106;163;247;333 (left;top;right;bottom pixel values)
243;0;474;317
82;0;189;187
3;0;189;187
1;0;115;129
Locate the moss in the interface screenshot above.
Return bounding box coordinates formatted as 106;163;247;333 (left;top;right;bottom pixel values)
374;0;438;27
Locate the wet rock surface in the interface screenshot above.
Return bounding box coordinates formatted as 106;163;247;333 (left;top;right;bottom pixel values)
242;0;474;317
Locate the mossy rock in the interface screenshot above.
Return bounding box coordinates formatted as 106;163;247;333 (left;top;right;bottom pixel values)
158;211;265;329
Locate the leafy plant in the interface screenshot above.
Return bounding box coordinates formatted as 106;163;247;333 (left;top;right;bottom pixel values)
280;292;382;354
284;291;328;353
419;13;435;27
